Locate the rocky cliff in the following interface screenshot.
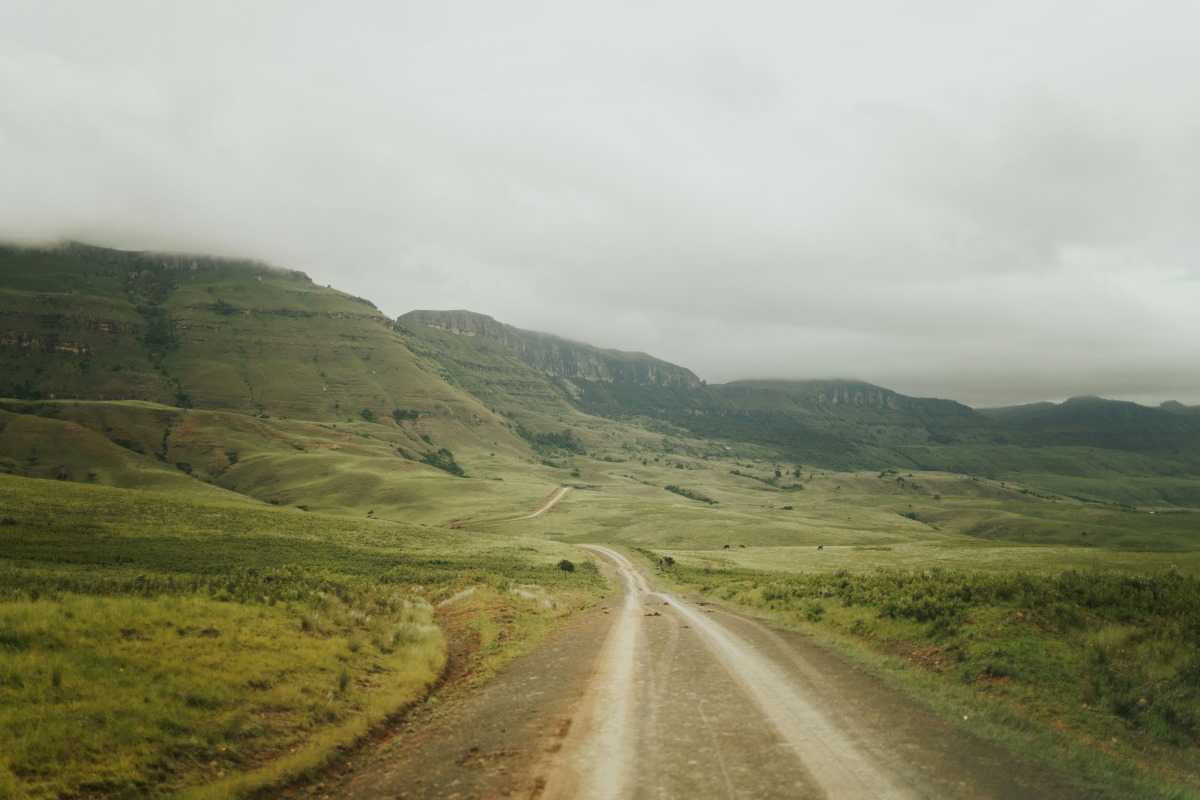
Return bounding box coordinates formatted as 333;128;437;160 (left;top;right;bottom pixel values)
397;310;703;389
713;379;970;414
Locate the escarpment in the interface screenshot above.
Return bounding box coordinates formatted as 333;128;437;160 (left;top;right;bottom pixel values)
398;310;703;389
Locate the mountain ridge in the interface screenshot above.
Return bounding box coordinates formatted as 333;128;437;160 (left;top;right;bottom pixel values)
398;309;704;390
4;243;1198;494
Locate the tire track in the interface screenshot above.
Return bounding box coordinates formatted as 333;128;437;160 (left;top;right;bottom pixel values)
570;545;908;799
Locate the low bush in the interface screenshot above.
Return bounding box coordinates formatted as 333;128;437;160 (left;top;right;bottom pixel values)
665;558;1200;749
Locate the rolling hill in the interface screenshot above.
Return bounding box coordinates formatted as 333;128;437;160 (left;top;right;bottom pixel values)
979;395;1200;457
3;242;1199;509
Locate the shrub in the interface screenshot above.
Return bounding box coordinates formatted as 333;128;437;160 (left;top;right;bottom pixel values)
664;485;717;504
420;448;465;477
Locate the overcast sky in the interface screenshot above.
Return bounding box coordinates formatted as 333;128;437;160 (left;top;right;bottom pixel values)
3;1;1199;407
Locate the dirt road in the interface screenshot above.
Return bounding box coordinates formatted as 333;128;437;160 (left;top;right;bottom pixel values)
329;545;1086;799
520;485;571;520
444;486;571;528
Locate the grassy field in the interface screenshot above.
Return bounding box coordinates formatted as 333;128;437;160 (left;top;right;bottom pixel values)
5;402;1199;794
3;434;1199;798
0;398;582;526
0;474;604;799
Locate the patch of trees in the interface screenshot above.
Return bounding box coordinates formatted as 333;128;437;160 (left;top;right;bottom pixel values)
421;447;465;477
0;380;45;401
664;485;717;504
517;425;585;455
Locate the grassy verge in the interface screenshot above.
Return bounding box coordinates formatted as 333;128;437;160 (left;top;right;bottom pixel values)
0;475;604;799
646;552;1200;799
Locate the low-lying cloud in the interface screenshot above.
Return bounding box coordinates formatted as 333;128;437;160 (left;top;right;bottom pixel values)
3;0;1198;407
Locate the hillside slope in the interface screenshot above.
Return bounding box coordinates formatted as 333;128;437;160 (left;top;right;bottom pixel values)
396;311;1008;468
979;395;1200;458
5;244;1198;509
0;244;567;516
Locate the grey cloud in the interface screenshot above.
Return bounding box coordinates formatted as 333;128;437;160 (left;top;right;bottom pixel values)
3;0;1200;406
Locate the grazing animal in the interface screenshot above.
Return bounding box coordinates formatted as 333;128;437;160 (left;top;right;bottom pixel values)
817;545;823;550
723;544;730;549
738;544;745;549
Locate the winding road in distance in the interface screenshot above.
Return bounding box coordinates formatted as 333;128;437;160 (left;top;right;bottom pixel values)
331;545;1085;799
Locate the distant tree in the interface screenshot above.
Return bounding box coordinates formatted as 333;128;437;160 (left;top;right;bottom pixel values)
421;447;465;477
664;485;717;504
359;408;376;423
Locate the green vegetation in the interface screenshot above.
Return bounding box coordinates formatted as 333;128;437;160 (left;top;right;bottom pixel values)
0;475;602;799
421;447;465;477
663;484;718;504
656;560;1200;795
4;243;1200;798
517;425;586;456
672;562;1200;745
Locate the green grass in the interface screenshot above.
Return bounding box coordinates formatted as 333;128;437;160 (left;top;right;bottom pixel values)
0;593;443;799
0;474;605;798
0;398;580;525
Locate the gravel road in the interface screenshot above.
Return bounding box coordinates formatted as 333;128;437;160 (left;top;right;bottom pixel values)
328;545;1087;799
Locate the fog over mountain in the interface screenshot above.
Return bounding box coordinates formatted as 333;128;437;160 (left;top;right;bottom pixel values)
3;1;1199;408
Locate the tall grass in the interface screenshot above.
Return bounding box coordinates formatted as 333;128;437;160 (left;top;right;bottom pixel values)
0;593;443;798
0;475;605;798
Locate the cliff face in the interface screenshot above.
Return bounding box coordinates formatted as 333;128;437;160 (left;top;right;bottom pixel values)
398;310;703;389
714;379;969;414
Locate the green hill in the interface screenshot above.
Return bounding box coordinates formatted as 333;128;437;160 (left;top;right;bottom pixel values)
2;245;685;529
4;243;1200;510
979;395;1200;460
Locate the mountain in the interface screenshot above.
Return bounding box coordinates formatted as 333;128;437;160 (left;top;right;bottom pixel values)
599;378;1003;470
1158;400;1200;419
979;395;1200;458
397;309;703;390
0;243;545;510
4;243;1199;509
397;311;1008;468
392;308;1200;480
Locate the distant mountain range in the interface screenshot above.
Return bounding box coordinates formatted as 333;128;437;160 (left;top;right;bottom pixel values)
395;307;1200;469
3;242;1199;502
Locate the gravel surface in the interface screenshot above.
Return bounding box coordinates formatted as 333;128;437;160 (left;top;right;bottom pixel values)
322;545;1089;800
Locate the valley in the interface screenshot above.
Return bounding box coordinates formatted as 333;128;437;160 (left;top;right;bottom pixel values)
2;243;1199;798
